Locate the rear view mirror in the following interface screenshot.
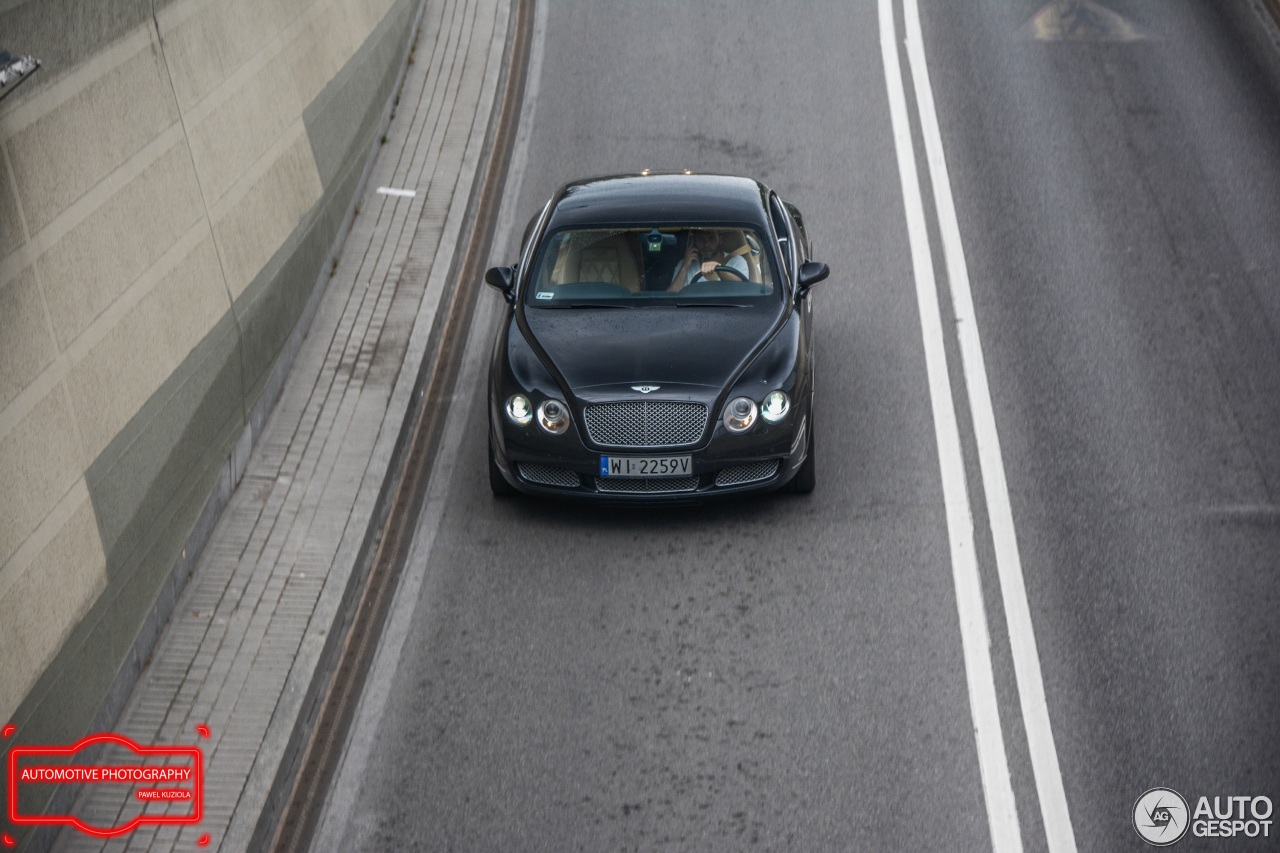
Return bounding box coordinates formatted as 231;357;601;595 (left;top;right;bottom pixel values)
643;228;677;253
485;266;515;302
796;261;829;296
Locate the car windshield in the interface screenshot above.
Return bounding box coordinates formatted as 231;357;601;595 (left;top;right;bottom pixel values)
523;226;779;308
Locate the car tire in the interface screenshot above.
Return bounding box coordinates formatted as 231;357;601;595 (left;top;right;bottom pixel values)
788;412;816;494
489;439;515;496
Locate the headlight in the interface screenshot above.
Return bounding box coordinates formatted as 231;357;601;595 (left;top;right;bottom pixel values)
761;390;790;423
537;399;570;435
722;396;758;433
505;394;533;426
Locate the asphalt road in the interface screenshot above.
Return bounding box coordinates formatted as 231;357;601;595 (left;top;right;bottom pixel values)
315;1;1280;850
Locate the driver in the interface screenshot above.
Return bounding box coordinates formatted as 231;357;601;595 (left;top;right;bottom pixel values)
667;229;749;291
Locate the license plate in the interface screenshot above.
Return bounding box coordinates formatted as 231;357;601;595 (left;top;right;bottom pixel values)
599;455;692;478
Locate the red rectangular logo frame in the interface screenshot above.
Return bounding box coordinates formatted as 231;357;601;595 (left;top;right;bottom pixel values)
8;733;203;838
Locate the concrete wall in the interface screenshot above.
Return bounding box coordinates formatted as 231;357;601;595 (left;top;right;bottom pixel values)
0;0;416;761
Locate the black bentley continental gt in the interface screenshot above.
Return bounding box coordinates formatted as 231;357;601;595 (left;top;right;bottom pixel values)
485;173;830;500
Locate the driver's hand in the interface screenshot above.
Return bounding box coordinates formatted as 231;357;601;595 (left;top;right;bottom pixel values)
700;260;719;277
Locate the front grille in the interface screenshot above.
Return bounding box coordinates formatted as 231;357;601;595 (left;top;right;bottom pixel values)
583;401;707;447
517;463;580;488
595;475;699;494
715;459;780;487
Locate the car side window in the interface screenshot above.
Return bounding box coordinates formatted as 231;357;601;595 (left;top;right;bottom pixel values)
769;194;796;279
520;212;540;258
515;199;554;294
782;200;810;261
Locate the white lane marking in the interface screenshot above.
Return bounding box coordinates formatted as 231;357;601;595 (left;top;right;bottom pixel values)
877;1;1025;851
902;1;1079;850
377;186;417;198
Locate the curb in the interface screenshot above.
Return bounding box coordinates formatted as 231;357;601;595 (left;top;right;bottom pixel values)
258;0;532;850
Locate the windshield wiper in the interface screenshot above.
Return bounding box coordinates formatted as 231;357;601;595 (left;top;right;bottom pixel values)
675;301;749;308
566;301;633;309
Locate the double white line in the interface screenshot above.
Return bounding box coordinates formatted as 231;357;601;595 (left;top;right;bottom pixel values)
877;2;1078;851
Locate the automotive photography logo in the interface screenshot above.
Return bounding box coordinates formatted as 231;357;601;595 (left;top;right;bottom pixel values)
3;724;209;846
1133;786;1274;846
1134;788;1190;846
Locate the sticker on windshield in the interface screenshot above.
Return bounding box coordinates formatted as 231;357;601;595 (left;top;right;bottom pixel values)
535;291;554;300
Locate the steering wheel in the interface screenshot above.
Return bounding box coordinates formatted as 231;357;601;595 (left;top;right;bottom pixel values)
689;265;749;284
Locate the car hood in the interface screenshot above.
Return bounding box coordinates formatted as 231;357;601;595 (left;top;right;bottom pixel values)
522;306;781;397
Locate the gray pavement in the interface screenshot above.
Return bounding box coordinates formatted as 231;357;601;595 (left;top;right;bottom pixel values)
52;0;511;849
310;2;993;850
296;1;1280;851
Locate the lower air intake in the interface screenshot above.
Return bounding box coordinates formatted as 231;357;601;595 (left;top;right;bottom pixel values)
517;463;580;488
595;476;698;494
714;460;780;486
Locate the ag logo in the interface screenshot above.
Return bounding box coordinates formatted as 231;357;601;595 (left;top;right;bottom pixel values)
1134;787;1190;846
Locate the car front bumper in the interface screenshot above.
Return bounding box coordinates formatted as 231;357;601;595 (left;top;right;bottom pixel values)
490;408;810;502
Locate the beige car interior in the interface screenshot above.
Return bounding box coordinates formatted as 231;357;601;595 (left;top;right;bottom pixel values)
549;231;644;291
546;228;766;290
719;228;762;281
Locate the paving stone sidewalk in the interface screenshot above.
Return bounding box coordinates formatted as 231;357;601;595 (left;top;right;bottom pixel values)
53;0;510;849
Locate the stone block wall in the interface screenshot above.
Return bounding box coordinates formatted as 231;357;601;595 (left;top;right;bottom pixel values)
0;0;415;758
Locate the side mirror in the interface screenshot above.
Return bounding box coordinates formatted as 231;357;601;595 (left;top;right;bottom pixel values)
796;261;829;297
485;266;515;302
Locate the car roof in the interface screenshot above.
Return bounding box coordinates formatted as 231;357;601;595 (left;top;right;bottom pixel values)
544;173;774;231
